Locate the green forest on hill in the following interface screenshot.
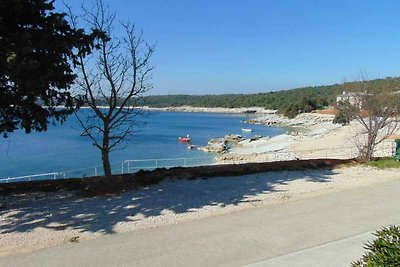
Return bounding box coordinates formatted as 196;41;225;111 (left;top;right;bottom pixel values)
141;77;400;118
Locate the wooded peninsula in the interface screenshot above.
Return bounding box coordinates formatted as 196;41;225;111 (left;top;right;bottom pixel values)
142;77;400;117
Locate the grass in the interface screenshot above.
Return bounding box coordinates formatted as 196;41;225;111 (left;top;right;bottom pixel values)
366;157;400;169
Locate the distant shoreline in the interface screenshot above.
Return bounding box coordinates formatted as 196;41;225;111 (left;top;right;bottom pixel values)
140;105;276;114
78;105;276;114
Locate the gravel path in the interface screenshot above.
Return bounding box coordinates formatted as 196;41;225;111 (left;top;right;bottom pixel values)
1;165;398;256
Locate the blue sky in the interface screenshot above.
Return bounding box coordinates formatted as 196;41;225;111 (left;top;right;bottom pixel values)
61;0;400;95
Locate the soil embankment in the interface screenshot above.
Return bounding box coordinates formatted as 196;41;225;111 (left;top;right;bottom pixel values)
0;159;355;197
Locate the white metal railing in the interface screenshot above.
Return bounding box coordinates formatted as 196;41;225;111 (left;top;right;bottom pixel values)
0;157;215;184
0;172;60;183
121;156;214;174
0;165;105;184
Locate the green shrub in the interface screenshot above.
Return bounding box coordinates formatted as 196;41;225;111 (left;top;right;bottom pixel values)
366;157;400;169
333;101;357;126
352;226;400;267
282;103;299;118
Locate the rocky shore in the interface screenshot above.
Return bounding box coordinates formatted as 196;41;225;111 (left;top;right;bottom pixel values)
211;112;395;163
143;105;370;162
243;112;335;128
194;134;246;153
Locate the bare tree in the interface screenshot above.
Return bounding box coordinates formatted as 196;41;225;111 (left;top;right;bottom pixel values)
69;1;155;177
350;81;400;161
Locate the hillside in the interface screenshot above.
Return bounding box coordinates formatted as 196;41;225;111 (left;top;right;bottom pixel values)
142;77;400;117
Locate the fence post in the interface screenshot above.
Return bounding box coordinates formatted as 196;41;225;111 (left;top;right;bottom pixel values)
94;167;97;177
184;158;187;167
128;161;130;173
155;159;158;168
121;162;124;174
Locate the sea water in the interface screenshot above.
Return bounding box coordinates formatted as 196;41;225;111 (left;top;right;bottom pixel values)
0;111;283;180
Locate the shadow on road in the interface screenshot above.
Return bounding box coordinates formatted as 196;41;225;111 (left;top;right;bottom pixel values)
0;168;336;234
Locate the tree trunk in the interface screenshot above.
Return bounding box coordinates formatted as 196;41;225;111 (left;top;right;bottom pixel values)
365;132;377;161
365;145;374;161
101;148;112;177
102;125;112;177
359;136;375;161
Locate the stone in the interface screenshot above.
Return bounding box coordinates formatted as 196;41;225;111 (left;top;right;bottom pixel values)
224;134;244;143
199;138;227;153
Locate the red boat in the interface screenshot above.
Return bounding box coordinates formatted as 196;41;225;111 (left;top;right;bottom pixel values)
179;135;191;143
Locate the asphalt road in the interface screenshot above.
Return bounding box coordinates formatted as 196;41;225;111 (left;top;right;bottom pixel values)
1;178;400;267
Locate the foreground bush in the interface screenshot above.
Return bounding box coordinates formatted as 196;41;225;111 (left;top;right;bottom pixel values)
352;226;400;267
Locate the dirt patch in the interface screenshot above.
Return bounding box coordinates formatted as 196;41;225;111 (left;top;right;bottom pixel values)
0;159;356;197
313;109;337;115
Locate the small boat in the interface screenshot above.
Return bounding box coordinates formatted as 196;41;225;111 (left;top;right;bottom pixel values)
242;128;253;132
179;134;191;143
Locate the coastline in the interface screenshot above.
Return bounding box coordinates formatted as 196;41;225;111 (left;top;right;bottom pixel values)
216;112;396;163
141;105;276;114
79;105;276;114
